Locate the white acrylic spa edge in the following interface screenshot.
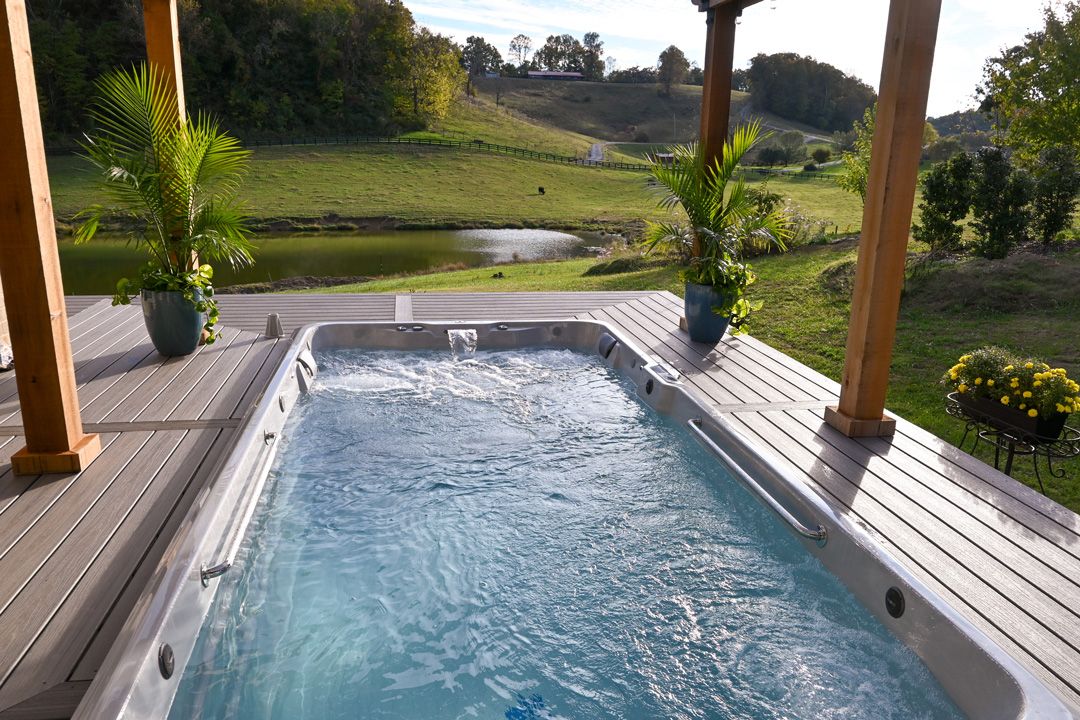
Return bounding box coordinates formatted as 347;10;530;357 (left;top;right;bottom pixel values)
73;320;1074;720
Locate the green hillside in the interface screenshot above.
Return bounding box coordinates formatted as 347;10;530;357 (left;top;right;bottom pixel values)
405;96;599;158
471;78;835;146
472;77;724;145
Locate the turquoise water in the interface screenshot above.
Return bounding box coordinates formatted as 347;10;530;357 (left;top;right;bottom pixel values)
170;349;961;720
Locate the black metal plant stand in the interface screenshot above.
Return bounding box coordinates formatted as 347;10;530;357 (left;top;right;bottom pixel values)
945;392;1080;493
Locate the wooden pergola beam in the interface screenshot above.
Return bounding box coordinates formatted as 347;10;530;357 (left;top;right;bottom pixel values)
0;0;100;474
693;0;765;9
825;0;942;437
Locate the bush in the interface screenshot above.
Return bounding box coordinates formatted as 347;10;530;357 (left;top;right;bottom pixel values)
912;152;974;252
1030;145;1080;245
970;146;1033;259
803;162;818;172
811;148;831;164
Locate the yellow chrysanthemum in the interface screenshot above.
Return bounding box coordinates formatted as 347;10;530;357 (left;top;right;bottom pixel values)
957;384;968;393
1034;381;1042;387
1057;404;1065;413
1023;391;1032;398
1019;403;1027;410
1000;396;1010;405
987;379;995;386
1025;362;1034;369
1028;409;1038;418
975;378;983;385
1004;365;1014;372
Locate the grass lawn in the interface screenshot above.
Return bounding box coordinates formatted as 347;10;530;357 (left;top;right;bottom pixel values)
49;144;668;229
310;242;1080;511
49;141;865;231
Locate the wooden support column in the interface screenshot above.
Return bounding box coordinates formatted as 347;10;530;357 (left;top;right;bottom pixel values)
825;0;942;438
0;0;100;474
142;0;185;123
699;3;739;175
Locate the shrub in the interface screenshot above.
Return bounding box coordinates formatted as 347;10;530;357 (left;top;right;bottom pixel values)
811;148;831;164
1030;145;1080;245
970;146;1033;259
912;152;974;252
803;162;818;172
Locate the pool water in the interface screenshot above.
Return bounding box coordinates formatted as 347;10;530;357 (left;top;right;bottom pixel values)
170;349;961;720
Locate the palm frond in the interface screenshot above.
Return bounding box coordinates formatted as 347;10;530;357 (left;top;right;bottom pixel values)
78;63;252;275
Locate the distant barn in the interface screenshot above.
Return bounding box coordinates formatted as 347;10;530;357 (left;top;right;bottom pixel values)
527;70;585;81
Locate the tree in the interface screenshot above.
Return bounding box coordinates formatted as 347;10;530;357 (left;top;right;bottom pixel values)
508;33;532;65
581;31;604;81
978;2;1080;160
1030;145;1080;244
970;146;1033;259
746;52;876;132
608;65;657;84
837;104;875;204
812;148;832;164
461;35;502;94
687;63;704;86
923;121;939;146
912;153;975;253
399;28;464;126
605;56;618;77
534;34;583;71
656;45;689;96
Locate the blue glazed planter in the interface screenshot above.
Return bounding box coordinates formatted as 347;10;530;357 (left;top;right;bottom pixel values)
141;289;205;357
684;282;732;343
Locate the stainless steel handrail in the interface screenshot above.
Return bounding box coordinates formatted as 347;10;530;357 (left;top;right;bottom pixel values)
687;417;827;546
200;433;277;586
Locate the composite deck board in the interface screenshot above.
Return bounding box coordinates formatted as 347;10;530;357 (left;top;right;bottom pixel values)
727;410;1080;705
0;293;1077;717
69;430;234;683
215;294;397;333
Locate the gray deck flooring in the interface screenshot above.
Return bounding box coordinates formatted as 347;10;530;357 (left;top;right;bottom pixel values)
0;292;1077;717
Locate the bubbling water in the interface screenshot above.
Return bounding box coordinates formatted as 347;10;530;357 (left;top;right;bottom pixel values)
447;328;478;359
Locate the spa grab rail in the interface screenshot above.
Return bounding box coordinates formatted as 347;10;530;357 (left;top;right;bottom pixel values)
200;431;278;586
687;418;828;546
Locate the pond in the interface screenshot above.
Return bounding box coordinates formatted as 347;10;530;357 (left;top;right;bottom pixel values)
58;228;616;295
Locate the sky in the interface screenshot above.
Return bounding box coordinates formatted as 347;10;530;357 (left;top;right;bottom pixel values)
402;0;1053;117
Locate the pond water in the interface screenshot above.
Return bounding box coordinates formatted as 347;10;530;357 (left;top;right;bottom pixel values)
57;228;614;295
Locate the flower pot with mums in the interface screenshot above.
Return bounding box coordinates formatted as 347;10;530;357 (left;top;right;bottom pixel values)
943;346;1078;440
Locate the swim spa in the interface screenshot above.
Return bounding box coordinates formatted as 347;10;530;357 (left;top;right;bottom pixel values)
75;321;1071;719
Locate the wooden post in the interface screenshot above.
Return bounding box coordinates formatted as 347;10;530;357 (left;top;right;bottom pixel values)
0;0;100;474
824;0;942;438
699;3;739;175
142;0;185;123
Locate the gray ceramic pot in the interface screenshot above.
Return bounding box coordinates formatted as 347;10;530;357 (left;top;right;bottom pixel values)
141;289;205;356
683;282;732;343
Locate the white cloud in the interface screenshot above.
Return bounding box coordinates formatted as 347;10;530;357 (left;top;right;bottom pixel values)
406;0;1050;116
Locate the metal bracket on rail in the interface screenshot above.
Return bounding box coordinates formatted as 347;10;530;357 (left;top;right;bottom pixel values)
687;418;827;546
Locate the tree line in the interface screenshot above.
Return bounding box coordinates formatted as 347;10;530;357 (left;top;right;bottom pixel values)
29;0;879;142
29;0;464;141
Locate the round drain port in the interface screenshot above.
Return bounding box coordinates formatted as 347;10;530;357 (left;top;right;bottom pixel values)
158;642;175;679
645;379;655;395
885;587;905;618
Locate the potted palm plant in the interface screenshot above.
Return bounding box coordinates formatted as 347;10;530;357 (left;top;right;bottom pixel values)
644;122;789;342
75;63;254;357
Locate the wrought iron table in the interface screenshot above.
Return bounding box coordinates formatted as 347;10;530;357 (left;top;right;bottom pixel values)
945;392;1080;493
